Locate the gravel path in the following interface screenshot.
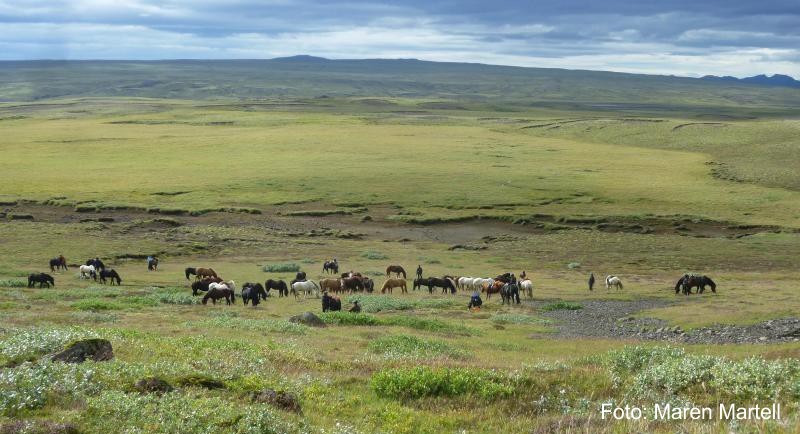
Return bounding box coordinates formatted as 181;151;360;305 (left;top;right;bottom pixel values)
527;299;800;344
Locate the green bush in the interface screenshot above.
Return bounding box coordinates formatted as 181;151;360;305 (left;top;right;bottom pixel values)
367;335;467;360
0;279;26;288
262;263;301;273
0;361;97;416
540;301;583;312
345;295;414;313
184;317;307;335
319;312;380;326
155;292;200;305
360;251;389;260
372;366;517;400
71;299;125;311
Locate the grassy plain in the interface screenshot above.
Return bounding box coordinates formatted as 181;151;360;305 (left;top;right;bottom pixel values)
0;89;799;433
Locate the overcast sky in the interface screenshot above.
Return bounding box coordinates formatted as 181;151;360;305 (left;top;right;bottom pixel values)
1;0;798;77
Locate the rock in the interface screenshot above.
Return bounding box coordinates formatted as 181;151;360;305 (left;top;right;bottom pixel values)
51;338;113;363
176;375;225;390
252;389;301;413
134;377;174;394
759;336;768;342
289;312;326;328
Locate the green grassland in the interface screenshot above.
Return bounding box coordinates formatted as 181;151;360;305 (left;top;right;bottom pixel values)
0;61;799;432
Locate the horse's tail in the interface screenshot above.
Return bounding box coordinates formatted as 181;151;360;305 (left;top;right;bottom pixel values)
401;269;406;279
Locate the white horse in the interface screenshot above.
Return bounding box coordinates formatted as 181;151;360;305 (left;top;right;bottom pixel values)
605;275;623;290
209;280;236;291
457;276;472;290
79;264;96;280
470;277;483;291
519;279;533;298
291;280;320;299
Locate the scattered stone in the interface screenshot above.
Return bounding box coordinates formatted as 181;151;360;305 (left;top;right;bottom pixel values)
252;389;301;413
134;377;174;394
51;338;113;363
289;312;326;328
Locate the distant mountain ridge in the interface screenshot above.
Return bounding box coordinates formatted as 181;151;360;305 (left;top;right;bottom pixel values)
701;74;800;88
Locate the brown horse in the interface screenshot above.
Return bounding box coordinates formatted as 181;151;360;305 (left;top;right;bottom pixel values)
381;278;407;294
484;280;502;300
49;255;67;272
185;267;219;280
386;265;407;279
342;276;364;293
320;278;343;294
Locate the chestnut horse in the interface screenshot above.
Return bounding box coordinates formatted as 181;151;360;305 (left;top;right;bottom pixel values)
381;278;407;294
484;280;503;299
320;278;343;294
185;267;218;280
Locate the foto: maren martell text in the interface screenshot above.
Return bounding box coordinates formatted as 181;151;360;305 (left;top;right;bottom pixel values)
601;403;781;420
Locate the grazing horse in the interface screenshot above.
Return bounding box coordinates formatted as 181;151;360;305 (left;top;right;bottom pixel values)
363;277;374;293
323;260;339;274
265;279;289;297
86;258;106;272
519;279;533;298
203;282;235;305
381;278;407;294
501;283;520;305
49;256;68;272
322;292;342;312
386;265;407;279
99;269;122;285
241;283;268;306
413;278;426;291
291;280;320;299
191;279;212;296
424;277;456;294
677;274;717;294
605;275;623;290
342;276;364;293
185;267;218;280
79;265;97;280
484;280;503;299
320;278;343;294
28;273;54;288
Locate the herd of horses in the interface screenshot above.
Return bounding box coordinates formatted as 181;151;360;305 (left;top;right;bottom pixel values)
30;255;718;308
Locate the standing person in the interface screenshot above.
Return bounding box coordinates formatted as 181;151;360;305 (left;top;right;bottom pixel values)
416;265;423;280
588;273;595;291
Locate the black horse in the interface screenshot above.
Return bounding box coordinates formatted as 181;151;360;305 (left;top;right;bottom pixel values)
413;278;426;291
495;272;517;285
290;271;307;286
363;277;374;293
500;283;520;305
323;260;339;274
49;256;68;272
192;279;211;296
242;283;268;306
322;292;341;312
675;274;717;295
342;276;364;293
86;258;106;272
265;279;289;297
99;269;122;285
426;277;457;294
28;273;54;288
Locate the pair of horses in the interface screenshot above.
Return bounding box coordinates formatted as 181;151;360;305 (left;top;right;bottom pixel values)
322;260;339;274
675;274;716;295
203;281;237;305
86;258;106;272
185;267;218;280
320;276;371;294
28;273;54;288
49;256;68;272
241;282;268;306
413;277;456;294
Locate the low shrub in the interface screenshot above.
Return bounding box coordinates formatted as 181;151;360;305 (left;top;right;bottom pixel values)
184;317;307;335
319;312;380;326
262;263;301;273
0;280;25;288
0;326;100;361
71;299;125;311
367;335;468;360
0;361;97;416
540;302;583;312
360;251;388;260
372;366;517;400
155;292;199;305
345;295;414;313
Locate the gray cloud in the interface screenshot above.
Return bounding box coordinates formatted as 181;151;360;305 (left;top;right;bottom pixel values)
0;0;797;77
